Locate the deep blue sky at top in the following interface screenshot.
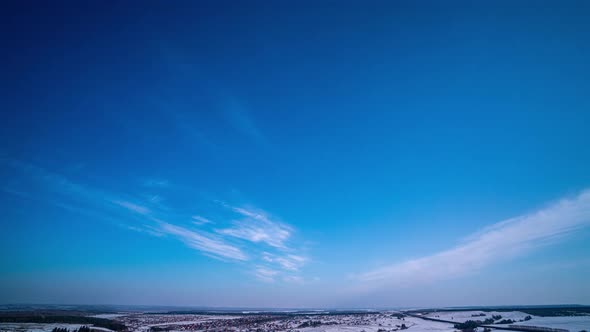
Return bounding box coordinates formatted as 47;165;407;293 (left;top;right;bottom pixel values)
1;1;589;307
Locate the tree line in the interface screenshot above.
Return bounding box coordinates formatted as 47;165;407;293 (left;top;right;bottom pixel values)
52;326;92;332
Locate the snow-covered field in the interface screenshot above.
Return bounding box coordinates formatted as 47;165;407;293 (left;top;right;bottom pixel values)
510;315;590;331
89;314;128;319
285;314;456;332
3;311;587;332
113;312;590;332
112;312;460;332
425;310;530;323
402;317;456;332
0;323;111;332
424;310;589;331
118;314;246;331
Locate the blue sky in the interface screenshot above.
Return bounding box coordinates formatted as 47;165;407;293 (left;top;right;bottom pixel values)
1;1;590;308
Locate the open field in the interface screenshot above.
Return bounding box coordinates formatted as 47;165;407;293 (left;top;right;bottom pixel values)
0;306;588;332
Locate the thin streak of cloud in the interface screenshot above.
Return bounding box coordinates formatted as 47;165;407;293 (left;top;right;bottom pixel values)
113;200;151;215
142;178;169;188
157;221;248;261
223;98;266;144
4;159;103;202
2;160;244;262
112;201;246;262
217;206;292;249
262;252;307;271
123;224;165;238
192;215;213;225
254;267;280;283
283;275;304;284
2;159;118;215
358;190;590;289
3;183;121;226
2;159;309;280
149;195;163;204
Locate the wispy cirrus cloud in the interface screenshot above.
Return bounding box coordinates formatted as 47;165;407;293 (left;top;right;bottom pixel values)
105;199;249;261
158;221;248;261
1;161;237;259
358;189;590;288
254;267;280;283
2;159;116;213
214;203;309;280
2;159;309;282
222;98;266;144
113;200;151;215
262;252;307;271
142;178;170;188
217;206;292;249
192;215;213;225
148;195;164;204
123;224;165;238
282;275;304;284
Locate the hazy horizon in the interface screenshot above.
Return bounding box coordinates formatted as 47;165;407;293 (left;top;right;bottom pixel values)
1;1;590;309
1;303;589;310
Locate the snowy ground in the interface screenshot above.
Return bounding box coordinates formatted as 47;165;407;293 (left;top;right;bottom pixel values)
0;323;113;332
113;312;590;332
423;310;589;331
113;312;458;332
5;311;587;332
424;310;530;323
402;317;456;332
89;314;129;319
505;315;590;331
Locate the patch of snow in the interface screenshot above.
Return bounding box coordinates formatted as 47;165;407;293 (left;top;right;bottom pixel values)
403;317;456;332
503;316;590;331
89;313;127;319
425;310;530;323
0;323;92;332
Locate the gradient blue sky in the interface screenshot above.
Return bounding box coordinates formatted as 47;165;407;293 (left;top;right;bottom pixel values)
1;1;590;308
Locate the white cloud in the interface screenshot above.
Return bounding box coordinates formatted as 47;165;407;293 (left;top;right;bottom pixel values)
218;206;292;249
158;221;248;261
262;252;306;271
123;224;165;238
358;190;590;288
192;215;213;225
149;195;163;204
3;159;105;203
113;200;151;215
2;160;309;281
143;178;169;188
283;275;304;284
254;267;279;282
